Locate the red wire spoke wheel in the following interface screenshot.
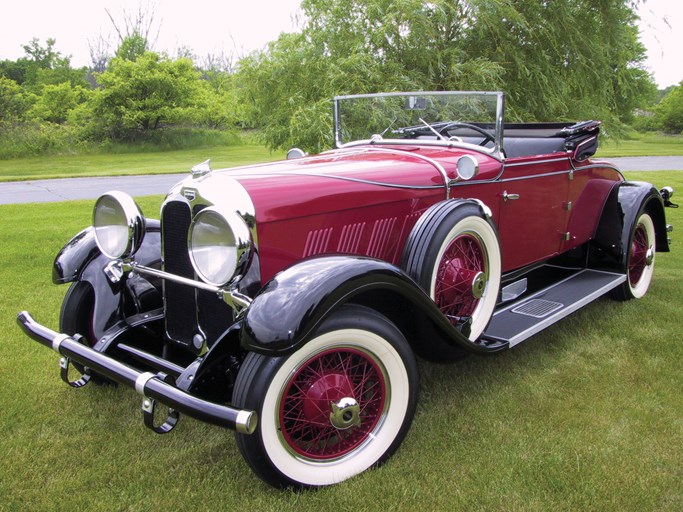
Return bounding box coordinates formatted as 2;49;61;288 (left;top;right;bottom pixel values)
233;305;418;488
278;347;386;460
403;202;501;345
433;232;488;321
611;211;656;300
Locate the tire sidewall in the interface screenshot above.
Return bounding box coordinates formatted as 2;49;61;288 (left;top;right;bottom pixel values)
418;208;501;341
628;212;656;299
234;306;418;487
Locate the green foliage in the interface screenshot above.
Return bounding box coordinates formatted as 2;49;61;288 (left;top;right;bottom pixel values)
0;122;88;159
238;0;655;152
2;38;88;91
88;52;203;140
26;82;90;124
653;82;683;134
0;76;28;124
115;34;149;61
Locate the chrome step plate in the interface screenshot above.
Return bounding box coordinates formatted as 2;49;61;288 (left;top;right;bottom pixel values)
483;269;626;348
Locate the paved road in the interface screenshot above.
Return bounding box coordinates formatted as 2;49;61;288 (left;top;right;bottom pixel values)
1;156;681;205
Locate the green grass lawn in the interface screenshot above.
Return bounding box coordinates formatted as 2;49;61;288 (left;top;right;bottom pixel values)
0;172;681;511
598;132;683;157
0;144;284;182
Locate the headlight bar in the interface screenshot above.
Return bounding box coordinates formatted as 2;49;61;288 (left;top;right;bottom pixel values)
121;261;252;313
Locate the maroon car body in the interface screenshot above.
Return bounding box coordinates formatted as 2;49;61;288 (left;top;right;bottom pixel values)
18;91;674;488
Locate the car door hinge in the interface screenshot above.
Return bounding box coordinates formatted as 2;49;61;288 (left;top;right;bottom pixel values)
563;231;571;241
564;201;573;211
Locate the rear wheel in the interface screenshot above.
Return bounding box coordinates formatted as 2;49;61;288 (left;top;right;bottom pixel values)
233;305;419;488
611;212;656;300
404;202;501;343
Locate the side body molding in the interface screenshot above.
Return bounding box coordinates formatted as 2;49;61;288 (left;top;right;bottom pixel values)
240;255;506;356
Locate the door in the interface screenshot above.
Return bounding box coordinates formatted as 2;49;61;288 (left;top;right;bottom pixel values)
497;156;572;271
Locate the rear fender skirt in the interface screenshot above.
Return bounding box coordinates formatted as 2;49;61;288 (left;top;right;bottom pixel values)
239;255;506;357
592;181;669;270
52;220;162;339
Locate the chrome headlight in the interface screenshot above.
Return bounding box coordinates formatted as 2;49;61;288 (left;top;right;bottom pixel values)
93;191;145;259
188;207;252;287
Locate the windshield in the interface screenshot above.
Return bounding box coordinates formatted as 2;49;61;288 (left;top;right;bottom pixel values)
333;91;504;156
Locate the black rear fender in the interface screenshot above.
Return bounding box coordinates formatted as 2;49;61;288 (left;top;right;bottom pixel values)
591;181;669;271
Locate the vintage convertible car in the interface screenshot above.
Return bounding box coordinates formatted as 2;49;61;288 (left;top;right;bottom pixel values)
18;91;675;488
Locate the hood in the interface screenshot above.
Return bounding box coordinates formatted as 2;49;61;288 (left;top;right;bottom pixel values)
176;145;499;223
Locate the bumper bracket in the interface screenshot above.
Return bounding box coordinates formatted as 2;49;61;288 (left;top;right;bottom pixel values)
17;311;257;435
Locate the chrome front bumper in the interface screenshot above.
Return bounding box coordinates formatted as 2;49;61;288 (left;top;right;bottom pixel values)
16;311;257;435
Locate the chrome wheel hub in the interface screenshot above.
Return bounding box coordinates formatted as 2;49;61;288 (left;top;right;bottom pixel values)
471;271;487;299
329;397;361;430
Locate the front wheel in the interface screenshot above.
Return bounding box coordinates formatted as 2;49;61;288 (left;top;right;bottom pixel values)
232;305;419;488
611;211;656;300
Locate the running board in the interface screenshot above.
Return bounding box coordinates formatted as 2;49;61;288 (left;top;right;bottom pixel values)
482;269;626;348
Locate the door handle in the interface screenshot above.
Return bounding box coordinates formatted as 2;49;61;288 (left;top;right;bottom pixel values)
503;190;520;202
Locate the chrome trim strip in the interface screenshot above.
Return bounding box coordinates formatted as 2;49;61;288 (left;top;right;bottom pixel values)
499;169;574;182
279;172;443;191
338;146;451;198
135;371;156;395
573;162;625;178
504;156;570;167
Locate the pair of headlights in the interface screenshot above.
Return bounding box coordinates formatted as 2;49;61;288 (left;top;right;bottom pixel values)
93;191;251;287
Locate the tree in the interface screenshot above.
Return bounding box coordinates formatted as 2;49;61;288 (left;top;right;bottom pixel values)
1;38;86;89
0;77;27;125
654;82;683;134
237;0;655;152
26;82;89;124
89;51;203;139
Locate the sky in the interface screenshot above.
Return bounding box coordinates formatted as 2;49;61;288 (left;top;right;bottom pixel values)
0;0;681;88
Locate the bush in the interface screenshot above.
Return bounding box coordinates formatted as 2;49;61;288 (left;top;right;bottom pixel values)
0;122;96;159
654;83;683;134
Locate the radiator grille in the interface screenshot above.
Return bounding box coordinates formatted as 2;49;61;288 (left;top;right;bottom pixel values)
162;200;197;343
161;199;235;347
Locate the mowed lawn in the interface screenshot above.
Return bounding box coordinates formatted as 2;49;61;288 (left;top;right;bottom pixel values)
0;171;681;511
0;144;284;182
597;132;683;157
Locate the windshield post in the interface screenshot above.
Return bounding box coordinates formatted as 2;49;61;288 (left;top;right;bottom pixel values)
495;93;505;159
333;97;342;148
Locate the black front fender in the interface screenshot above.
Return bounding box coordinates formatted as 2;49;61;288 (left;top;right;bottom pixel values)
52;220;162;339
53;219;162;284
240;255;501;357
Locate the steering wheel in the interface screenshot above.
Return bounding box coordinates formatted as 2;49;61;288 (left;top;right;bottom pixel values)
438;122;495;147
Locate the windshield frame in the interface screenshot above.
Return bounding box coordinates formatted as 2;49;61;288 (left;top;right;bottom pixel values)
333;91;505;161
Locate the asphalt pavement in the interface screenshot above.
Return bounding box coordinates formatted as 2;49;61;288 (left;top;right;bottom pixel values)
1;156;681;205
